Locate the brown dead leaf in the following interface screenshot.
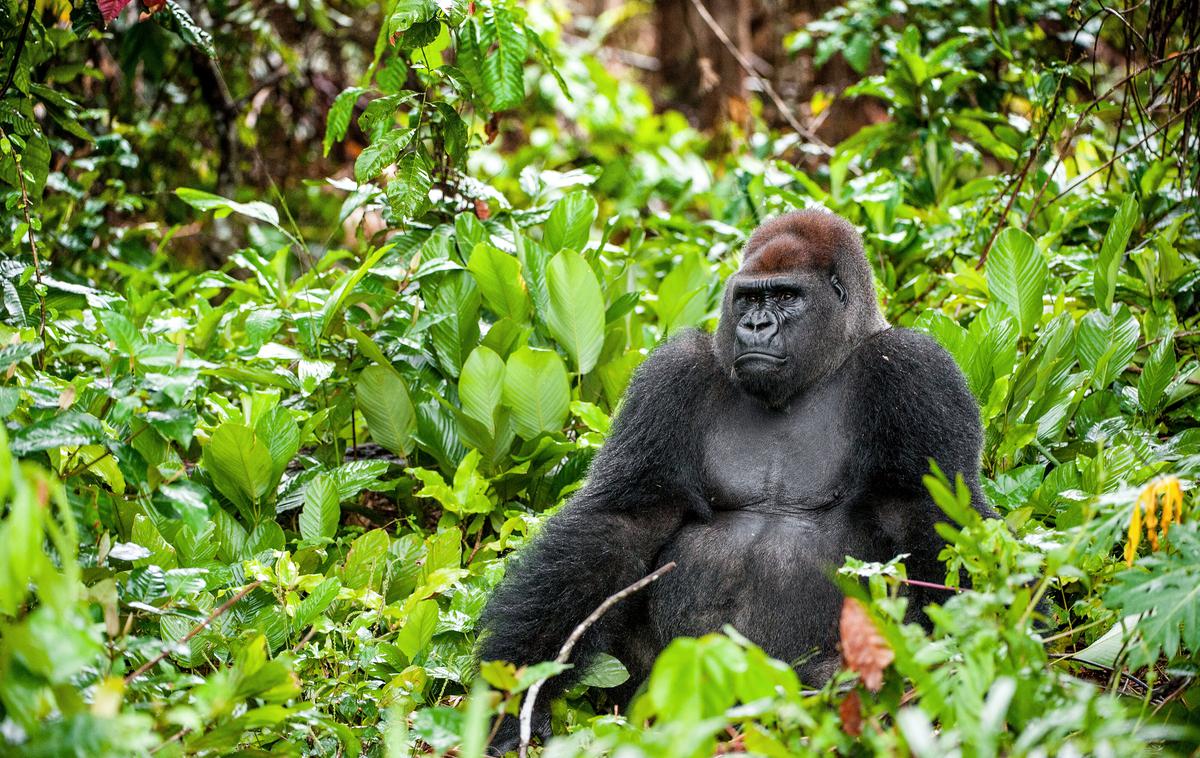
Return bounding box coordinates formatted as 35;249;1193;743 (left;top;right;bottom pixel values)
473;198;491;220
839;690;862;736
840;597;894;692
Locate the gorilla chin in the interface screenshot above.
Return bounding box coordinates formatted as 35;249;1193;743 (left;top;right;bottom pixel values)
732;352;793;406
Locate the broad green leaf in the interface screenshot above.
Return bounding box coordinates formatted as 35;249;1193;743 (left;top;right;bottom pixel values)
1094;195;1138;311
986;227;1046;336
646;636;742;721
386;150;433;219
10;411;104;456
545;250;605;374
482;7;527;111
299;473;340;542
577;652;630;688
395;599;439;660
466;243;531;322
341;529;391;591
176;188;281;229
544;191;597;253
294;577;341;631
97;311;140;356
428;271;481;378
318;244;391;337
354;128;413;183
459;346;506;435
255;406;299;482
0;340;42;373
502;347;570;439
654;250;710;335
357;364;416;456
203;423;273;519
387;0;436;35
1076;305;1140;389
1138;335;1176;415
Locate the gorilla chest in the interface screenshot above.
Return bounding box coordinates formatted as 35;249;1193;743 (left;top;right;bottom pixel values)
701;390;851;512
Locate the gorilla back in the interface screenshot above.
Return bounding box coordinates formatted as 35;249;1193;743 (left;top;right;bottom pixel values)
478;209;996;726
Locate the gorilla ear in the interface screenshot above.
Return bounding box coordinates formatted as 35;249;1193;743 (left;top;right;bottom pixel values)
831;274;848;304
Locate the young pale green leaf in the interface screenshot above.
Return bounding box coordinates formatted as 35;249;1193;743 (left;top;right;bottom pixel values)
545;251;605;374
97;311;140;356
356;365;416;457
1077;305;1140;389
293;577;341;631
299;473;340;542
1094;195;1139;310
341;529;391;591
203;423;273;518
459;346;506;436
1138;334;1176;416
176;188;281;229
466;243;531;322
395;599;439;660
986;227;1046;336
544;191;597;253
502;346;570;439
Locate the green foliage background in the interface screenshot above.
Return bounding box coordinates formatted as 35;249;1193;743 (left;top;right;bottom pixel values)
1;0;1199;754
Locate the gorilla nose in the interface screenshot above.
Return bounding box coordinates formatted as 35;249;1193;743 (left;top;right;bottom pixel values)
737;315;778;346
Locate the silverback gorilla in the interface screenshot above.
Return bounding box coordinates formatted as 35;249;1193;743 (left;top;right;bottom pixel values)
478;209;996;743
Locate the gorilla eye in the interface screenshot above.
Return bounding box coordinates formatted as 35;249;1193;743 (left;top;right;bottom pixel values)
777;291;797;303
830;274;848;304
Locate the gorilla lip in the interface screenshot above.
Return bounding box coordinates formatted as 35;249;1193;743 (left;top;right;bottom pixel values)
733;352;788;367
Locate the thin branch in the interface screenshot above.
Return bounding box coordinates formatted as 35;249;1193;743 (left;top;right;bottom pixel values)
0;0;35;101
517;562;678;758
124;581;263;684
685;0;833;156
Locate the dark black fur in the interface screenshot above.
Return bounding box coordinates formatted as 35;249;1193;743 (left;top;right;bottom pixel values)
477;210;996;749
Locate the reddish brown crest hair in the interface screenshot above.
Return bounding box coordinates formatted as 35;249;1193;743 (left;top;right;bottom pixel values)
739;209;860;275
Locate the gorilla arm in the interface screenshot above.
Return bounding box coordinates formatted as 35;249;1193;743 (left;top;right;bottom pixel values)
477;330;715;686
850;327;999;595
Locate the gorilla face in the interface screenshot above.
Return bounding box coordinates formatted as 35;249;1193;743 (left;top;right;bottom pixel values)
716;269;851;408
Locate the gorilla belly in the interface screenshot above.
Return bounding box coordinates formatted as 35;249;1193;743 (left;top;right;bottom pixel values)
646;508;878;683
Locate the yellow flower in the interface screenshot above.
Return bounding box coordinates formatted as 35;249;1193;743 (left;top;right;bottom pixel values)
1126;476;1185;567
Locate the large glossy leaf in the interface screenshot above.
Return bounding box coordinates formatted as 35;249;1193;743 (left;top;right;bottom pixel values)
356;365;416;456
1138;334;1176;415
386;150;433;219
10;411;105;455
176;188;281;229
1094;195;1138;311
544;191;597;254
481;6;527;111
459;346;506;436
502;347;570;439
466;243;531;322
299;473;339;542
1077;305;1140;389
254;406;299;482
986;227;1046;336
545;251;605;374
653;250;710;335
429;271;482;378
203;422;273;519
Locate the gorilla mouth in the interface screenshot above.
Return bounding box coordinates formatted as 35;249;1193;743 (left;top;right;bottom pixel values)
733;352;788;368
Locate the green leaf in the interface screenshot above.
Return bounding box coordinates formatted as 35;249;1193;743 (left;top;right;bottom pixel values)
653;250;710;335
159;0;215;57
986;227;1046;336
0;339;42;373
459;346;506;436
466;243;531;322
386;150;433;219
1076;305;1140;389
299;474;340;542
502;347;570;439
544;191;596;253
357;365;416;457
1094;195;1138;310
204;423;274;520
387;0;436;35
646;636;742;721
577;652;630;688
294;577;341;631
428;271;481;378
10;412;105;456
255;406;299;483
1138;335;1176;416
342;529;391;591
176;188;281;229
482;6;527;111
395;599;439;660
354;128;413;183
545;250;605;374
324;87;366;156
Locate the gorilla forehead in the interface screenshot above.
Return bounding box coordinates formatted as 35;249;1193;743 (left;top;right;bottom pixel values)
740;209;862;275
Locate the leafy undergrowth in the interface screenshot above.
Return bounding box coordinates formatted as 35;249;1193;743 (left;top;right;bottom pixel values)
1;0;1200;755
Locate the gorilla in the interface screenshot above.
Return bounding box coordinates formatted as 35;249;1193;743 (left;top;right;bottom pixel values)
478;209;996;743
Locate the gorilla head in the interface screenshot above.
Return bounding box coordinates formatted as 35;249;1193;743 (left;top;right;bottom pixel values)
715;210;889;408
